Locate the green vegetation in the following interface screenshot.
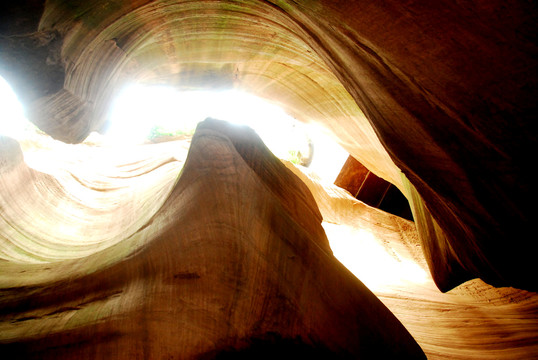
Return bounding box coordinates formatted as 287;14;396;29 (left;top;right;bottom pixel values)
147;125;195;140
287;150;302;165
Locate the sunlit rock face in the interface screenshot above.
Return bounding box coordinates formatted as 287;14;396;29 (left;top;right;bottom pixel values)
1;0;537;358
0;120;426;359
0;134;183;263
1;120;537;358
1;0;535;293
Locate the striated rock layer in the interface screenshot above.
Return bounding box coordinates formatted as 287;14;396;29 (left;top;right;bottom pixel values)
2;120;537;359
0;135;183;263
1;0;537;358
0;120;425;359
1;0;536;293
285;159;538;359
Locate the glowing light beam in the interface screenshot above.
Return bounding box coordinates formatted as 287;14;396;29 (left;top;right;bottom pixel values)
106;85;348;182
323;222;429;291
0;76;32;139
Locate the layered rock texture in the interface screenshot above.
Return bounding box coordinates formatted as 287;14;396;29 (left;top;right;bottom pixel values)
1;0;537;359
0;120;426;358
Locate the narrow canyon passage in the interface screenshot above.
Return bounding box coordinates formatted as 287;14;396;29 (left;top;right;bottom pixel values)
1;0;537;358
1;120;427;358
1;119;537;358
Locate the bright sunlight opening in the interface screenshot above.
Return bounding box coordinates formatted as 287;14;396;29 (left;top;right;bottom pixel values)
1;77;426;291
106;84;348;182
0;76;38;140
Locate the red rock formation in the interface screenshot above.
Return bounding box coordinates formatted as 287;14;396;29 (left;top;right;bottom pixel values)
0;120;425;358
2;0;535;292
1;1;537;358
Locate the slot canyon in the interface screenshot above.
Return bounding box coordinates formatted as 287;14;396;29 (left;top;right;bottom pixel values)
0;1;536;358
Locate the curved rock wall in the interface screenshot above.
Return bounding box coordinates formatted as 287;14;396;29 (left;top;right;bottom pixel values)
0;120;426;359
0;135;183;262
1;120;537;359
1;0;535;292
0;1;537;358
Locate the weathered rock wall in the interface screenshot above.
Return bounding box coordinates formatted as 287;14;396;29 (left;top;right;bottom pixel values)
1;0;535;292
0;120;426;359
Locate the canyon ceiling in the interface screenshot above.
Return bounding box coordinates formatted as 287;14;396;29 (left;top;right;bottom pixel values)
0;0;536;359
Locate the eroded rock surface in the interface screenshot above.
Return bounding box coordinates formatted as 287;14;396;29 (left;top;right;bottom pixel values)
1;0;535;293
1;0;537;358
0;120;425;359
